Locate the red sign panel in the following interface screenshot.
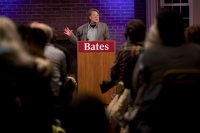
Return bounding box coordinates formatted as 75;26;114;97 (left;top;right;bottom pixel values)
78;41;115;52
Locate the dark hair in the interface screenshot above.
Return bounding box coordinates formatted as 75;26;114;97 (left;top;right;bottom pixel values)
157;8;185;46
67;93;109;133
125;19;145;44
185;25;200;44
30;28;48;46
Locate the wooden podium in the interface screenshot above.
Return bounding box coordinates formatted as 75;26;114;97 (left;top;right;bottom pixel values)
77;41;116;104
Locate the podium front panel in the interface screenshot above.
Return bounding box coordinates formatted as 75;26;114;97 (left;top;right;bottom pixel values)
77;41;116;104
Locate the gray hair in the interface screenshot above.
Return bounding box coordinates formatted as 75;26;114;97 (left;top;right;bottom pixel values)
0;16;33;64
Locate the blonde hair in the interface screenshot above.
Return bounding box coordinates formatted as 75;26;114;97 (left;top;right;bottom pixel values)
185;25;200;44
0;16;33;64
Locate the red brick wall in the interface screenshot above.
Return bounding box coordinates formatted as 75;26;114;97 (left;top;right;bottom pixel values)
0;0;146;50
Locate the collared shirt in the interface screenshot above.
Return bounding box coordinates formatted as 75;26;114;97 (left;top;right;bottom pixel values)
87;24;97;41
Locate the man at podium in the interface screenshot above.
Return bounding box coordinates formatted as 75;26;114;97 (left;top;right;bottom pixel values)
64;8;113;105
64;8;110;44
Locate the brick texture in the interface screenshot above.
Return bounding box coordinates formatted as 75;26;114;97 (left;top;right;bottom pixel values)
0;0;146;50
135;0;146;26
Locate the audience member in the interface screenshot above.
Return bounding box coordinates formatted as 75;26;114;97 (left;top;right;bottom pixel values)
30;22;77;133
64;93;110;133
100;19;145;97
129;8;200;133
30;22;67;99
17;23;53;77
0;16;53;133
133;8;200;90
185;25;200;44
100;19;145;133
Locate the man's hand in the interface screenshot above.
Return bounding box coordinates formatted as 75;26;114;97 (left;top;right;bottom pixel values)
64;27;73;37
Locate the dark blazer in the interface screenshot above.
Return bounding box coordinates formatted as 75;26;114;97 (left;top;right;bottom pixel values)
69;22;110;44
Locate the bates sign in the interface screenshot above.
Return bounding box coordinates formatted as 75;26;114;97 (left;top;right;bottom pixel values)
78;41;115;52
